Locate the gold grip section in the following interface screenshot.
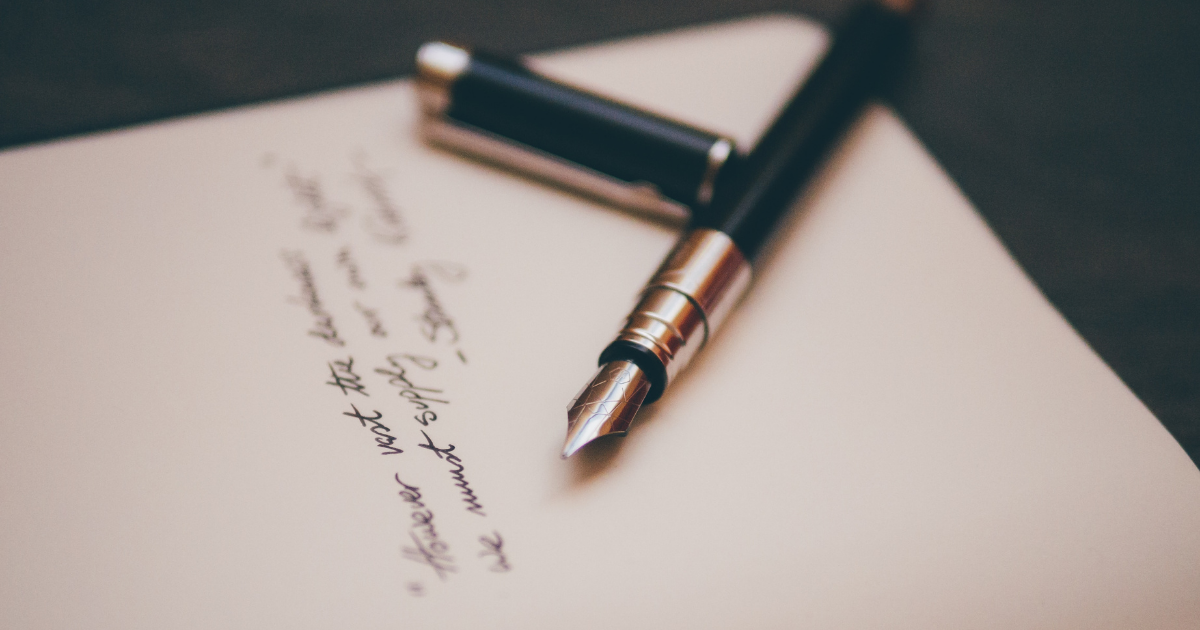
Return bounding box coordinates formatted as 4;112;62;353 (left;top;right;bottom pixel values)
615;228;752;385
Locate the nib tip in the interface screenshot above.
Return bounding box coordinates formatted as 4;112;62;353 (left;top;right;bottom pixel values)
562;361;651;458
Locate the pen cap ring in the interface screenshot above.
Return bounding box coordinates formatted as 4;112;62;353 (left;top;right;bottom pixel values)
609;228;751;392
650;228;752;334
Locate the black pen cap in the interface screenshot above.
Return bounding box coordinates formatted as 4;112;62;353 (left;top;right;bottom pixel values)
415;42;739;222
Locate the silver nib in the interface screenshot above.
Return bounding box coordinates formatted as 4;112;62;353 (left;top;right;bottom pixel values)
562;361;651;458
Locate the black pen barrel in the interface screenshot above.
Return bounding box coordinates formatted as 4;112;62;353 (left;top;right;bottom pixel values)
695;1;913;259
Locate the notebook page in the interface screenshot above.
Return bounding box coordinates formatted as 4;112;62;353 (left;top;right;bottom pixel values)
1;15;1198;630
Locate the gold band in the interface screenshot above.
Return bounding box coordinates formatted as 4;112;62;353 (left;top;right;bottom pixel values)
613;228;752;385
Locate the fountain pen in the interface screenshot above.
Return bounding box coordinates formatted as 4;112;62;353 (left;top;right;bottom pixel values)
563;0;916;457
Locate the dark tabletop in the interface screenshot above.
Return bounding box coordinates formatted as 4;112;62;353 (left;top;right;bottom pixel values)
3;0;1197;467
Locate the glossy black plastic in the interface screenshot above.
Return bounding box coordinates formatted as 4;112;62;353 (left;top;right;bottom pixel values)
694;2;912;260
446;51;728;207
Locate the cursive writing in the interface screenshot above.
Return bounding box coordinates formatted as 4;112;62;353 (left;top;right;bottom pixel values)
342;404;403;455
396;475;456;580
282;250;344;347
327;356;368;396
478;531;511;573
374;354;447;426
335;246;367;289
401;263;466;344
417;431;486;516
355;155;410;245
285;168;348;232
354;301;387;338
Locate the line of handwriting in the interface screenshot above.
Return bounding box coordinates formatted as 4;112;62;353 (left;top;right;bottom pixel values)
396;475;456;580
478;532;511;573
374;353;447;426
354;302;388;338
401;262;466;345
327;356;368;396
355;154;410;245
335;246;367;289
285;168;349;233
282;250;344;347
417;430;486;516
342;404;403;455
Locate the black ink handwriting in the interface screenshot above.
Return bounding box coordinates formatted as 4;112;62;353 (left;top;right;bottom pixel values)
285;168;348;232
327;356;368;396
402;532;456;581
354;154;410;245
281;250;344;347
342;404;403;455
478;531;511;573
335;246;367;289
396;475;455;580
401;263;466;344
354;302;387;338
417;431;486;516
375;354;447;425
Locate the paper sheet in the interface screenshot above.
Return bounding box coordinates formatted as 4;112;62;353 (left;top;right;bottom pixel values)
2;15;1199;630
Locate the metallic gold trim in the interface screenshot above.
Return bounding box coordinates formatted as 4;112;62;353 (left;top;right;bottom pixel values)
415;42;471;114
695;137;734;206
613;228;752;384
419;115;690;224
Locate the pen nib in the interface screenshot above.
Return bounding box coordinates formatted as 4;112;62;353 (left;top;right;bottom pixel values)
562;361;651;458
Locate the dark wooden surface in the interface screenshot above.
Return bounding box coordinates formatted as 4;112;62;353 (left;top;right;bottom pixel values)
3;0;1197;466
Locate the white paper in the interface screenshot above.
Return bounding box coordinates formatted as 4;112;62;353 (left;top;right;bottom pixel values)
2;15;1198;630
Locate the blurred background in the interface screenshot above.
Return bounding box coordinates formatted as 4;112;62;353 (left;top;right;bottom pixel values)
2;0;1197;465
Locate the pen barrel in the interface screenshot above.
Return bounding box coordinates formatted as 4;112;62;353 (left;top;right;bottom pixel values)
416;42;736;211
695;1;912;259
600;228;752;402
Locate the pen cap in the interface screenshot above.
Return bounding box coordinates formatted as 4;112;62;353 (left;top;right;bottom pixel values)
416;42;737;220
